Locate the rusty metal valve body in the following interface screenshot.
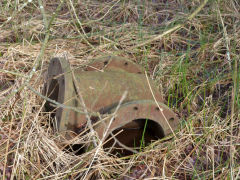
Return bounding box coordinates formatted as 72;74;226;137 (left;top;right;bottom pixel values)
44;55;179;154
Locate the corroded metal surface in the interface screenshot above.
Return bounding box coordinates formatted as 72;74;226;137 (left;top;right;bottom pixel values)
44;55;179;154
68;70;164;131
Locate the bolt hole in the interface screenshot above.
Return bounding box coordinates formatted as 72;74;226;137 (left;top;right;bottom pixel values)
133;106;138;110
103;61;108;65
90;116;99;123
124;62;128;66
169;117;174;121
155;107;160;111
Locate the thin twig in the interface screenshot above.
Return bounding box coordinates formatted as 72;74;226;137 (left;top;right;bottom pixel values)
110;132;138;154
82;91;128;180
27;85;96;116
217;4;232;69
145;71;177;139
217;4;236;179
2;103;15;179
38;0;48;29
230;40;238;180
70;65;98;147
0;0;32;28
81;0;121;26
0;69;27;78
67;0;94;49
68;0;87;37
132;0;209;49
10;93;28;180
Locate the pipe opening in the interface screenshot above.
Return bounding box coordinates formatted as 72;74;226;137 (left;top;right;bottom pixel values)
44;76;65;132
103;119;165;156
45;79;60;113
63;144;85;156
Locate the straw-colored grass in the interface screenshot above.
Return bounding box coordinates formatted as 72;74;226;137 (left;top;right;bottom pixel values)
0;0;239;179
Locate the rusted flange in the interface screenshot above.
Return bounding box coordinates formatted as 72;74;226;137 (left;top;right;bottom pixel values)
85;55;143;74
44;57;75;132
44;55;179;154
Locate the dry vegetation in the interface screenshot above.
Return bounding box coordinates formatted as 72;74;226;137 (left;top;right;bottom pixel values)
0;0;239;179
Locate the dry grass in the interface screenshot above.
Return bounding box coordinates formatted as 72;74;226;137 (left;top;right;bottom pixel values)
0;0;239;179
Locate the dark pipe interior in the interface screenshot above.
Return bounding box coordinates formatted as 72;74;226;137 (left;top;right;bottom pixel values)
103;119;165;156
44;79;59;113
44;78;62;132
